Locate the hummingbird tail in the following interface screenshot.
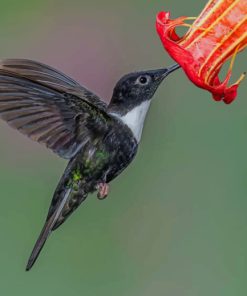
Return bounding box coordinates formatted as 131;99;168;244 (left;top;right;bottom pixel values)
26;188;72;271
25;216;54;271
26;157;91;271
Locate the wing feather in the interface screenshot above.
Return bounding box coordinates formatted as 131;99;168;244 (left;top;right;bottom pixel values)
0;59;107;110
0;59;111;159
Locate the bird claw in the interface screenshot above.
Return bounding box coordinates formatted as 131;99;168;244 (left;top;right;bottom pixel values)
97;183;109;200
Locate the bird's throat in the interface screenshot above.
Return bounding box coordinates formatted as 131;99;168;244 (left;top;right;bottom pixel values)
111;100;151;143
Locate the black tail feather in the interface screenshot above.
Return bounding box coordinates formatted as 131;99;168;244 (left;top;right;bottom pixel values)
26;217;54;271
26;157;89;271
26;187;73;271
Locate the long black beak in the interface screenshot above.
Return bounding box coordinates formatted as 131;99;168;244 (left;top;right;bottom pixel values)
165;63;181;75
155;63;180;81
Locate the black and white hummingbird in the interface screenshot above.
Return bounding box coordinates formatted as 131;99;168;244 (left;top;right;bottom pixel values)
0;59;179;270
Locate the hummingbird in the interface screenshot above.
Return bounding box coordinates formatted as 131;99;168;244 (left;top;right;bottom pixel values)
0;59;179;270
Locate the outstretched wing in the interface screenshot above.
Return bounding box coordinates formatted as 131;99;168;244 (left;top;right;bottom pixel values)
0;59;110;159
0;59;107;110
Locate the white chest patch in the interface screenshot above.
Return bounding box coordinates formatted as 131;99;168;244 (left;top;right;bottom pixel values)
111;100;151;143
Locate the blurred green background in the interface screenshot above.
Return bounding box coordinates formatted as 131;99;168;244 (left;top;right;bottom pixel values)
0;0;246;295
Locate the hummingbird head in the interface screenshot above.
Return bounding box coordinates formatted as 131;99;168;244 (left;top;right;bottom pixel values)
108;64;179;142
108;64;179;116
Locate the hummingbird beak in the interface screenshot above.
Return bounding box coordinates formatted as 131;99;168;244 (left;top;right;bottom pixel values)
154;64;180;81
164;63;181;76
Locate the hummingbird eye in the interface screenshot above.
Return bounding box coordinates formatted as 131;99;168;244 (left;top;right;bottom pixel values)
136;75;150;85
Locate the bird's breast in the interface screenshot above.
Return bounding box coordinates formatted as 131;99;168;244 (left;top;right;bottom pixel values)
110;100;151;143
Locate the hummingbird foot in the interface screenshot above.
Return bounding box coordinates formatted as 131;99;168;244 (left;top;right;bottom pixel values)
97;183;109;200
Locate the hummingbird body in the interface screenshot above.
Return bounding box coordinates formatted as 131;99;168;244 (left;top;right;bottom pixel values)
0;59;179;270
46;121;138;230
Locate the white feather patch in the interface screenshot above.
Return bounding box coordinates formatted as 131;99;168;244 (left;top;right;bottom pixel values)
111;100;151;142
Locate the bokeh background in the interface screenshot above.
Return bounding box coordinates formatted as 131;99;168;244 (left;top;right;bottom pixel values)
0;0;246;295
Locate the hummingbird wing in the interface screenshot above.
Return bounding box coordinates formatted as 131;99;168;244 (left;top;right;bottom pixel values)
0;59;110;159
